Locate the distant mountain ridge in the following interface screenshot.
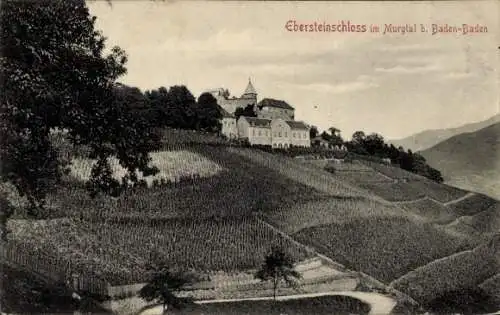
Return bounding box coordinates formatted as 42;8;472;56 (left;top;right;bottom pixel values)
390;113;500;152
420;122;500;200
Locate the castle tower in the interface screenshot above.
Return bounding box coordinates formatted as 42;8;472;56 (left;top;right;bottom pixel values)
241;78;257;100
241;78;258;114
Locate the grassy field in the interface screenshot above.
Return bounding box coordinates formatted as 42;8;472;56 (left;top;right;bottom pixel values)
69;150;224;186
167;295;371;315
292;216;476;283
8;216;313;285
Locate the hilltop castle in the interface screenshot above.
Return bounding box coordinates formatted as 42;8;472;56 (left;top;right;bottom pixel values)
206;79;311;148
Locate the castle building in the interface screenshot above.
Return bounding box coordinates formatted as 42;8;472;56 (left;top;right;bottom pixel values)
257;98;295;120
219;107;238;139
207;80;257;115
238;117;310;148
207;79;310;147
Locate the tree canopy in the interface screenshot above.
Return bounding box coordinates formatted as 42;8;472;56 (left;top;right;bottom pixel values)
0;0;159;215
234;104;257;120
145;87;222;132
139;255;201;313
254;246;302;300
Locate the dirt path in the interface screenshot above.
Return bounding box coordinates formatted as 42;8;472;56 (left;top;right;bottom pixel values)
443;192;475;206
392;196;429;205
140;291;397;315
391;192;475;207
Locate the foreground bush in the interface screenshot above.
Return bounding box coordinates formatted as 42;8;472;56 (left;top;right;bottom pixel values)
168;295;371;315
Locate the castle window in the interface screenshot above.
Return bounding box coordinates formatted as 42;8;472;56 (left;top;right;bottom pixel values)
258;130;261;136
252;129;255;136
284;132;287;138
279;132;282;137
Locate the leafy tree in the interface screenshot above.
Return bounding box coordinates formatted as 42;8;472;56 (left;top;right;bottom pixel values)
363;133;385;156
166;85;197;129
145;86;169;128
196;92;222;132
254;246;302;300
1;0;159;216
320;131;331;142
328;127;341;136
309;125;319;139
145;85;197;129
139;259;200;314
351;131;366;145
234;104;257;120
327;127;343;147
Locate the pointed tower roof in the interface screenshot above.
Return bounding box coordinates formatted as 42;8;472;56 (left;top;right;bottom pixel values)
243;78;257;95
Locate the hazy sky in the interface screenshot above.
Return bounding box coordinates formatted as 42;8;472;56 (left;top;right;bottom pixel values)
88;1;498;139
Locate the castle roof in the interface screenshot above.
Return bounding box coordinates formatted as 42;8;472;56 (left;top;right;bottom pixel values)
243;116;271;128
243;79;257;95
285;120;309;130
258;98;294;110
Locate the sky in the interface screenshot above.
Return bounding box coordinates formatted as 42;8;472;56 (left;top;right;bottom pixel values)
88;0;498;140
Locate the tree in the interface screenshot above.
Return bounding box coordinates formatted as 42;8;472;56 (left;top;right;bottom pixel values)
364;133;385;156
254;246;302;300
351;131;366;145
1;0;159;216
166;85;197;129
328;127;340;137
196;93;222;132
309;126;319;139
234;104;256;120
139;259;200;314
327;127;343;147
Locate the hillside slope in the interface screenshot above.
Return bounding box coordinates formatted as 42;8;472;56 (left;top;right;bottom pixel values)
420;122;500;200
390;113;500;152
390;233;500;307
7;131;499;311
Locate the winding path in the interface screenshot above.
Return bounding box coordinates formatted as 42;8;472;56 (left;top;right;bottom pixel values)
139;291;397;315
443;192;475;206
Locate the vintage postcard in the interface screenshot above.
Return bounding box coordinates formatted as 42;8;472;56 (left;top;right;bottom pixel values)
1;0;499;314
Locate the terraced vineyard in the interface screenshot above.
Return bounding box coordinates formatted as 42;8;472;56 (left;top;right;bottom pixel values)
400;199;457;224
292;216;476;283
333;171;393;184
447;193;497;216
8;216;313;285
261;198;406;234
48;145;328;220
226;147;368;199
357;182;426;202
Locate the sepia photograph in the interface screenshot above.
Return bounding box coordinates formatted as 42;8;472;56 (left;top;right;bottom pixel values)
0;0;499;314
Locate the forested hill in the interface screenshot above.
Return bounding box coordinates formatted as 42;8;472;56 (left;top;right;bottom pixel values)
420;122;500;200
